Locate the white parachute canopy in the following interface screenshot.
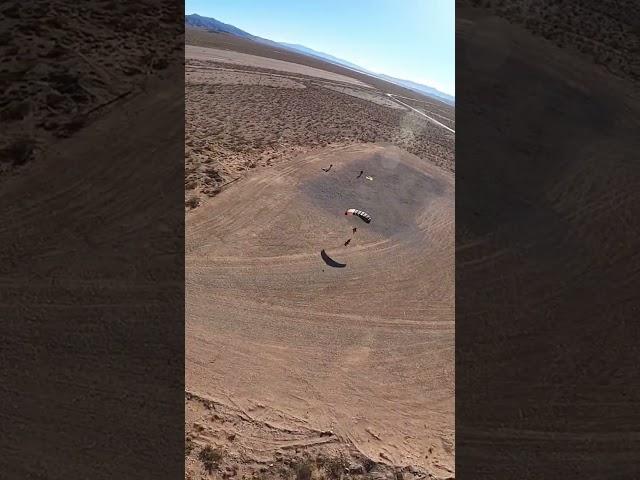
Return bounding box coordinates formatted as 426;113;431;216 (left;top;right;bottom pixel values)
345;208;372;224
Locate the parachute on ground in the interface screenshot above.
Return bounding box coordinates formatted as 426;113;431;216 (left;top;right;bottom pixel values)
345;208;372;224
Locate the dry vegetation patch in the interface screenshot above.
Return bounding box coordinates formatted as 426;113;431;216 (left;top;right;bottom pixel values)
461;0;640;82
0;0;182;177
184;393;441;480
185;59;454;207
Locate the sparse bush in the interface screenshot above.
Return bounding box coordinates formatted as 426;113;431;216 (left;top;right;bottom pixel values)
57;114;88;138
185;437;194;457
198;445;223;473
295;460;313;480
46;92;66;108
44;44;67;59
153;57;170;70
277;465;292;479
1;137;36;166
324;456;348;479
3;3;19;19
0;30;11;45
362;458;376;473
185;195;200;209
0;100;31;121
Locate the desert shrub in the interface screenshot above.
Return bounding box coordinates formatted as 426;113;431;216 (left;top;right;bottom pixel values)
185;437;194;456
0;30;11;45
185;195;200;209
1;137;36;166
0;100;31;121
56;114;88;138
198;445;222;473
362;458;376;473
153;57;169;70
295;460;313;480
324;456;348;479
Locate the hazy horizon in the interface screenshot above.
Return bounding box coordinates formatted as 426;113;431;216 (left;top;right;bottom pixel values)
185;0;455;96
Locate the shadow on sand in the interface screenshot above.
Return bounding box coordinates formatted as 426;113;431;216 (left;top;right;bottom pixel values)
321;249;346;268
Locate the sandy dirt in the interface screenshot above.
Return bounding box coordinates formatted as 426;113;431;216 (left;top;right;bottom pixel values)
187;45;371;87
186;144;454;479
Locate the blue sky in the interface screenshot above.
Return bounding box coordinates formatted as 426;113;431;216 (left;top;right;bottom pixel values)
186;0;455;96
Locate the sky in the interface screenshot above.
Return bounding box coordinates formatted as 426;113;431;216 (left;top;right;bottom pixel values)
185;0;455;96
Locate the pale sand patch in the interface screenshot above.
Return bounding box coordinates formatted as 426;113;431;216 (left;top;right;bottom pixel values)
186;44;373;88
186;64;306;89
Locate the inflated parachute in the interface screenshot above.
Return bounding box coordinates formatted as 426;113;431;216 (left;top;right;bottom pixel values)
345;208;372;224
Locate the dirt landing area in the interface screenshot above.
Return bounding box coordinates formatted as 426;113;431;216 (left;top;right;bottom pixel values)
186;144;454;479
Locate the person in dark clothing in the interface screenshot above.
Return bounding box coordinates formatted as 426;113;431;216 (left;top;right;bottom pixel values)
352;227;357;234
344;239;351;247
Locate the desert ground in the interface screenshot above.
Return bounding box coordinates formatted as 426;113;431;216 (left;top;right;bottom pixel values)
456;5;640;478
185;29;455;480
1;1;185;476
0;1;181;177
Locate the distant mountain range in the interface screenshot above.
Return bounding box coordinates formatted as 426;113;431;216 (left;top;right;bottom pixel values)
185;14;253;38
278;43;367;72
185;14;454;105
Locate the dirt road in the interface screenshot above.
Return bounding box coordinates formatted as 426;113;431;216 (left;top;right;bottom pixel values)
386;94;456;134
186;143;454;476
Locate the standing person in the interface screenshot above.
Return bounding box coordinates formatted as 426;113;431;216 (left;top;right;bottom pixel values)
352;227;357;234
